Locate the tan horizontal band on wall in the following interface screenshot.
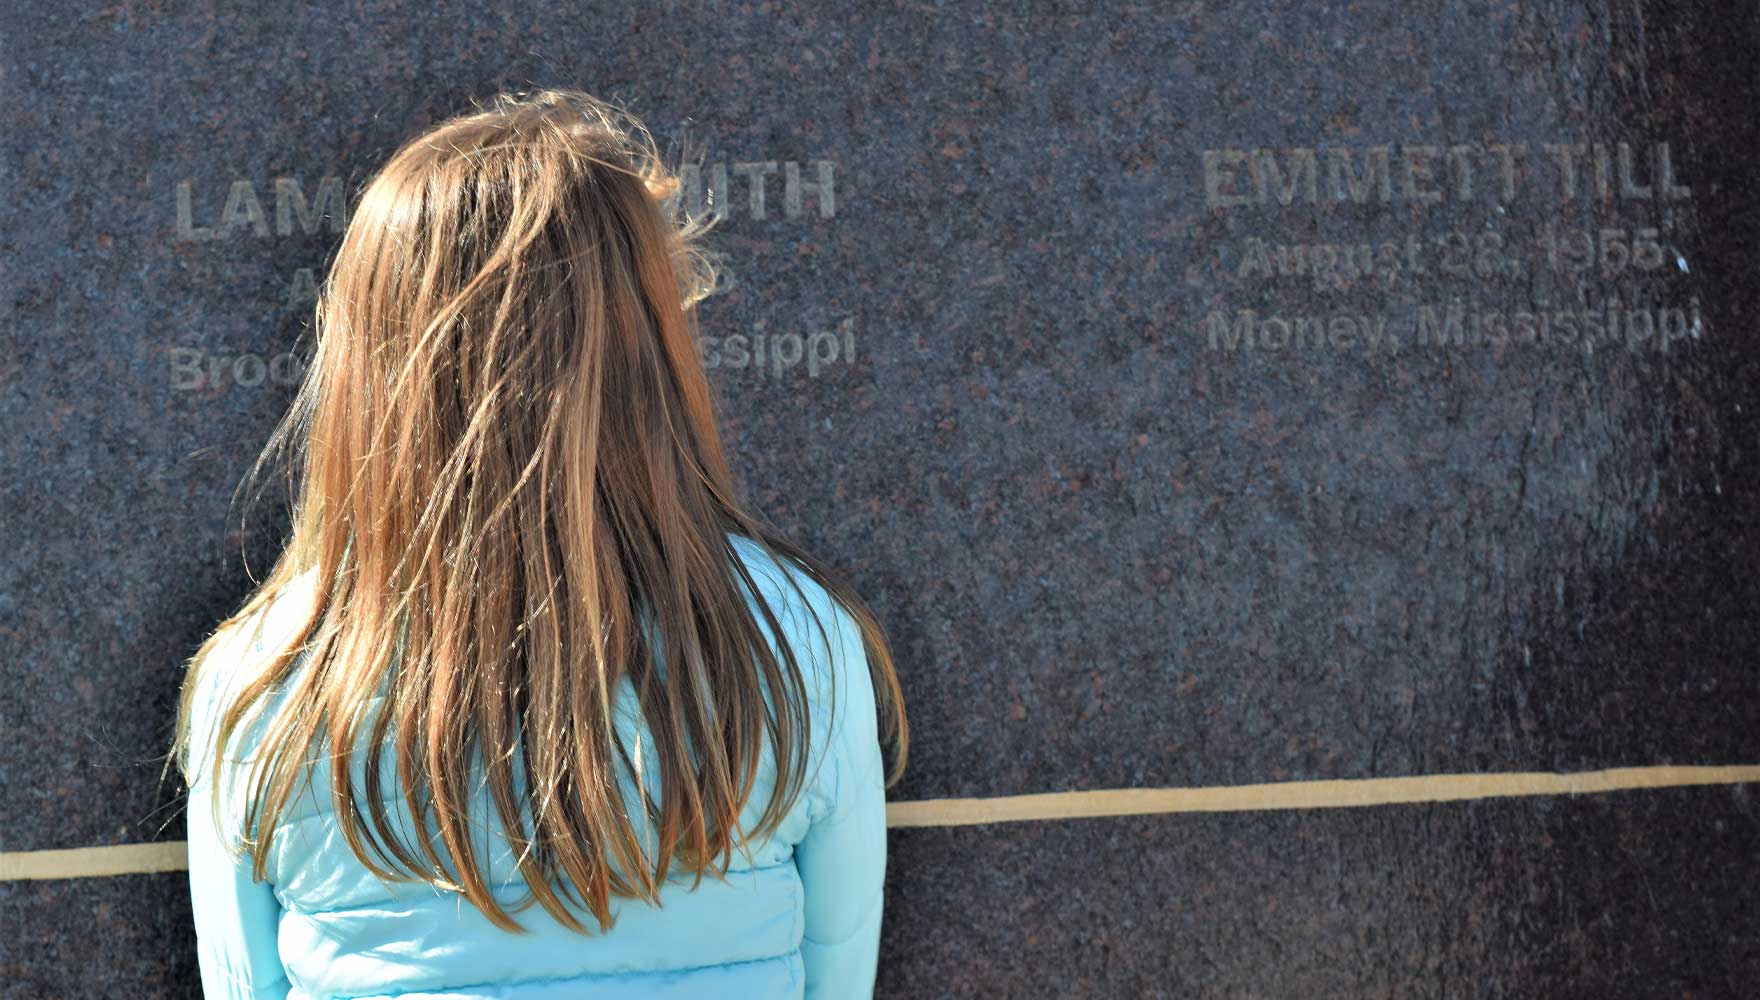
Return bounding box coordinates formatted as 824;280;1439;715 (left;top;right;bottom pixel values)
6;764;1759;881
884;764;1760;827
2;841;191;882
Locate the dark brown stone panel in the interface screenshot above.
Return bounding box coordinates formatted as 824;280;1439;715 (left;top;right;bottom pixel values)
877;786;1760;999
6;0;1760;993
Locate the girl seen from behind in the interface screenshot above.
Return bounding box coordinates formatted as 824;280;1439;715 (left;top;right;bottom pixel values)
167;87;909;1000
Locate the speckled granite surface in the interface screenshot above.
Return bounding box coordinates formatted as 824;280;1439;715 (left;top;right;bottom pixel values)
5;0;1760;995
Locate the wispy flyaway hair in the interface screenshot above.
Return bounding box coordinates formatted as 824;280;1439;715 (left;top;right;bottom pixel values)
167;87;909;935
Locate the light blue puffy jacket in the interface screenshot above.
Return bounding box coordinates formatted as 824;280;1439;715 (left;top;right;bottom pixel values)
183;533;888;999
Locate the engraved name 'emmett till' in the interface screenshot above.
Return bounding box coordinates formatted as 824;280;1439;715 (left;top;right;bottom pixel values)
1203;141;1691;209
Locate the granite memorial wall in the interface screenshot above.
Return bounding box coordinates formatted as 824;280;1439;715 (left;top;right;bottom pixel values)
5;1;1760;995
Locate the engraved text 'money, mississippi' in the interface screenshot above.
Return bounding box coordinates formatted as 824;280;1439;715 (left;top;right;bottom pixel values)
1202;142;1691;209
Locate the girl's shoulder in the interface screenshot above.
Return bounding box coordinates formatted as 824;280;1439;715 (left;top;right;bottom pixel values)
723;531;876;778
725;532;861;671
212;567;322;680
185;569;323;781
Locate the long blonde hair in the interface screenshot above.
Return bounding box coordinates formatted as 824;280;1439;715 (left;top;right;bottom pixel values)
167;87;908;935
